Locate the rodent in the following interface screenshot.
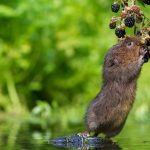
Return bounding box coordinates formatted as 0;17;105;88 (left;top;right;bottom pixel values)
85;36;148;138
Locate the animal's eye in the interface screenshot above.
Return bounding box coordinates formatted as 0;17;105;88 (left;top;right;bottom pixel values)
127;42;134;48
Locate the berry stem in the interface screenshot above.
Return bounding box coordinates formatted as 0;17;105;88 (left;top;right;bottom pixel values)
142;16;146;27
121;0;125;6
131;0;136;5
121;0;128;7
145;16;150;21
134;25;137;35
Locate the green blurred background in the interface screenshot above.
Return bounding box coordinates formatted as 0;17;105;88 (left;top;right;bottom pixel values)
0;0;150;133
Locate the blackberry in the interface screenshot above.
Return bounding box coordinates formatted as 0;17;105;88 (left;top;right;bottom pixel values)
115;27;126;38
111;3;120;13
109;22;116;29
124;16;135;28
142;0;150;5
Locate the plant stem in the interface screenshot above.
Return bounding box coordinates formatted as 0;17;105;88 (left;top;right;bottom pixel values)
5;72;21;110
131;0;136;5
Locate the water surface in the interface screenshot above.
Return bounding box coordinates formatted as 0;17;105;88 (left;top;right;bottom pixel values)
0;119;150;150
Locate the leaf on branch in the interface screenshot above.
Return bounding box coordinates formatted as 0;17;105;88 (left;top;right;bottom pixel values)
0;5;17;17
137;0;145;7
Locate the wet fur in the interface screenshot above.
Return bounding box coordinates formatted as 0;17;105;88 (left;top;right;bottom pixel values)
85;37;145;138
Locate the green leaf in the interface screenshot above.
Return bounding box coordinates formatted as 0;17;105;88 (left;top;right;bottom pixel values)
137;0;145;7
0;5;17;17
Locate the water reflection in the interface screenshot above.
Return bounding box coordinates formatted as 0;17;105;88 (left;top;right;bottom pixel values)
0;119;150;150
49;135;121;150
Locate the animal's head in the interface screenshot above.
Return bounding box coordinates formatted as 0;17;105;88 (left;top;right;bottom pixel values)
103;36;149;83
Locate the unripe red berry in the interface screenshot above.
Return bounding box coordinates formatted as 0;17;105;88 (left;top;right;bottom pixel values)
121;10;127;19
131;5;140;13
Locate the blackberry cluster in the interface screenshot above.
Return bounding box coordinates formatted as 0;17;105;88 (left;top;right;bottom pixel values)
109;0;150;40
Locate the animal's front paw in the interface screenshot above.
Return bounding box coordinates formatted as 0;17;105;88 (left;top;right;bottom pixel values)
77;131;90;138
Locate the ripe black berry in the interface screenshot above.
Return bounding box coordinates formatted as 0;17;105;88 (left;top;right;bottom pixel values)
142;0;150;5
109;22;116;29
124;16;135;28
115;27;126;38
111;3;120;13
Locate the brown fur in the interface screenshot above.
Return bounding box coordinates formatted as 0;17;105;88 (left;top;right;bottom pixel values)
85;36;146;138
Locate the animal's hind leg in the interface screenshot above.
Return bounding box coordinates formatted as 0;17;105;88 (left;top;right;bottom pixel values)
86;110;99;132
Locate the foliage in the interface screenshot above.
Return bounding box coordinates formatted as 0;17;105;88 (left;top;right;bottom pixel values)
0;0;149;129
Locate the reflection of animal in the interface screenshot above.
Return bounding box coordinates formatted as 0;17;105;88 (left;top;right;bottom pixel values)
85;36;148;138
49;134;121;149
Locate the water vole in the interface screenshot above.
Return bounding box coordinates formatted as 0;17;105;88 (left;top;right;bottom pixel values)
85;36;148;138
